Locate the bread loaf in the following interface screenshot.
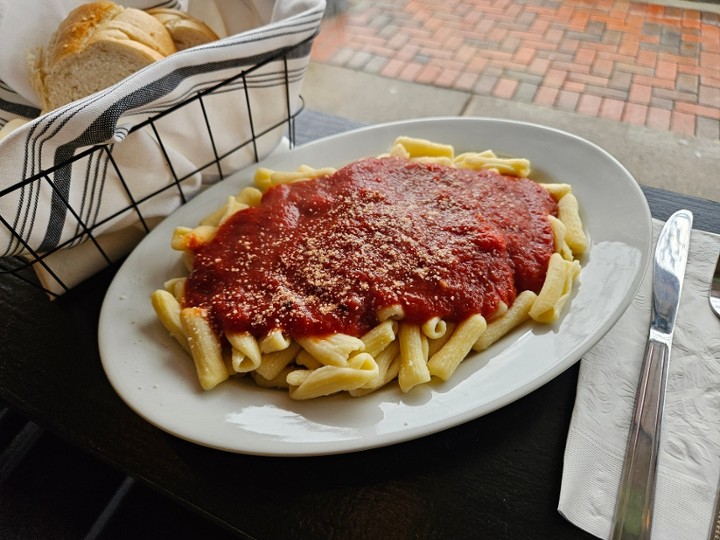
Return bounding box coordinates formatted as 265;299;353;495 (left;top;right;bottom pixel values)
147;8;220;50
30;1;177;113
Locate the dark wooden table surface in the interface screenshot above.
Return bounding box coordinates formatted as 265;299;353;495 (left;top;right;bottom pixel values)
1;110;719;540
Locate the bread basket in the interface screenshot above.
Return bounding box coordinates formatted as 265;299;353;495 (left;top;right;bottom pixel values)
0;0;325;296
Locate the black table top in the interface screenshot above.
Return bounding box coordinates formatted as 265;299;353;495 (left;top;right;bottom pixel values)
2;110;718;540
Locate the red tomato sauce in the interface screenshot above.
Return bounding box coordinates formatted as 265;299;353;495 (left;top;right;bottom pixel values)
183;157;558;338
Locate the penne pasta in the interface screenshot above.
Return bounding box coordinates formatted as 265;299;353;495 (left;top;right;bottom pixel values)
411;156;454;167
454;152;530;177
287;353;379;400
557;193;588;255
296;349;324;370
259;329;291;354
252;366;294;389
394;136;454;159
199;196;247;227
488;301;508;322
427;314;487;381
297;334;365;367
540;183;572;200
162;277;186;302
151;289;190;353
152;135;585;398
360;320;398;357
236;186;263;207
398;323;431;393
351;340;400;396
473;291;537;351
427;321;456;357
548;215;573;261
376;304;405;322
421;316;447;339
171;224;217;251
254;341;301;381
529;254;581;323
180;307;228;390
226;331;262;373
254;165;336;191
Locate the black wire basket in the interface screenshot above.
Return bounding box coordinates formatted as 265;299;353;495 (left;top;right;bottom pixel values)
0;35;314;298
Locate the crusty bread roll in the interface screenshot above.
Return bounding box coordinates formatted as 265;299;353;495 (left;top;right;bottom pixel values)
147;8;220;50
30;1;177;113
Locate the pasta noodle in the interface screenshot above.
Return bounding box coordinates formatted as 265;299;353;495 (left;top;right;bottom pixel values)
255;342;301;381
398;323;431;392
225;331;261;373
150;289;190;353
296;334;365;367
258;329;291;354
361;320;398;358
179;307;228;390
151;136;586;399
473;291;537;352
287;353;378;400
529;254;581;324
427;314;487;381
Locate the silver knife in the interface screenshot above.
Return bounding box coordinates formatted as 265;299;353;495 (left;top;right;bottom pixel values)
611;209;693;540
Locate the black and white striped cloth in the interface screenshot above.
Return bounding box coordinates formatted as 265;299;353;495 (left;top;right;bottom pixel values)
0;0;325;292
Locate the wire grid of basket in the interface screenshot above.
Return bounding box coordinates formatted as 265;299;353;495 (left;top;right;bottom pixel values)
0;35;314;298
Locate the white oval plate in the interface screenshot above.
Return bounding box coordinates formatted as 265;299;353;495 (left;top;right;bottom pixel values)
99;117;652;456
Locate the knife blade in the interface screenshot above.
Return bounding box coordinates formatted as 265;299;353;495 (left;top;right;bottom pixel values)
611;209;693;540
710;251;720;319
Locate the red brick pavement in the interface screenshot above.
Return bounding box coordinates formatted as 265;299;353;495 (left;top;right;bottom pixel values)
311;0;720;139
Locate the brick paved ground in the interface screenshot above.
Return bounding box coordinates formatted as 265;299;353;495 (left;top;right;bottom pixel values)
311;0;720;139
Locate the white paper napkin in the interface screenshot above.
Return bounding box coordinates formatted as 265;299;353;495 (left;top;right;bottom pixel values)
559;219;720;540
0;0;325;295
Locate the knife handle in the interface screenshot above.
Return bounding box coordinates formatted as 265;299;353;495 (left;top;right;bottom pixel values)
611;338;670;540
